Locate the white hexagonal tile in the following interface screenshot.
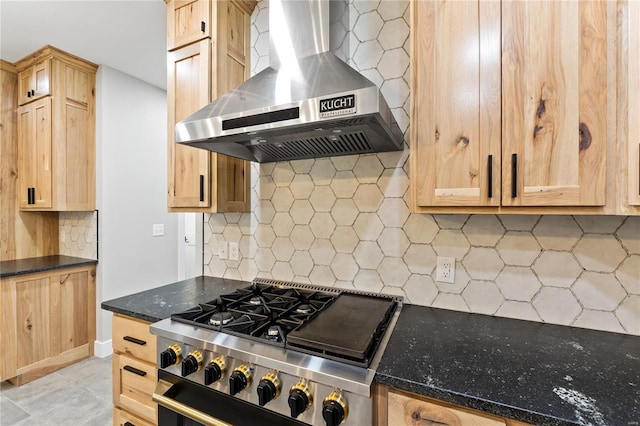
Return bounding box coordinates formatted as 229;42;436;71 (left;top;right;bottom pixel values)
533;216;582;251
574;216;625;234
272;187;294;212
573;310;625;333
378;228;410;257
310;159;336;185
616;255;640;295
572;272;627;311
353;269;384;293
463;247;504;281
403;274;438;306
403;214;439;244
377;167;408;198
498;215;540;231
353;155;384;184
331;253;359;281
354;184;384;212
290;174;314;200
381;78;409;109
331;199;359;226
238;234;259;259
257;176;276;200
254;6;269;33
353;11;384;41
224;213;241;223
378;144;409;168
378;257;410;287
293;276;312;285
496;231;541;266
378;0;408;21
290;159;314;174
403;244;437;275
254;200;276;224
433;214;469;230
432;229;470;260
238;259;258;281
330;226;359;253
377;198;409;228
331;171;359;199
255;224;276;248
271;237;294;262
290;225;315;251
255;248;276;272
617;217;640;255
495;301;541;322
573;234;627;273
223;225;242;243
254;31;269;56
462;215;505;247
207;257;227;277
616;295;640;334
496;266;541;302
353;0;381;15
272;262;294;281
290;200;314;225
381;286;406;300
238;213;258;236
308;265;336;286
330;155;358;171
532;251;583;288
432;294;469;312
391;108;410;135
271;212;294;237
309;212;336;239
378;18;409;52
353;40;384;70
209;214;227;234
462;281;504;315
291;251;314;277
360;68;384;88
310;239;336;265
255;55;269;74
309;186;336;212
354;241;384;269
224;268;241;280
378;48;409;80
533;288;582;325
335;281;356;291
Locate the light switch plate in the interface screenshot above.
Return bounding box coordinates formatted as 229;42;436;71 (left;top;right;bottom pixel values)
218;241;228;260
152;224;165;237
229;242;239;261
436;257;456;283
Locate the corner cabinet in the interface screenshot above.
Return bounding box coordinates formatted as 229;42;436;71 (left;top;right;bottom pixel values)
411;1;617;214
0;264;96;385
15;46;97;211
166;0;255;213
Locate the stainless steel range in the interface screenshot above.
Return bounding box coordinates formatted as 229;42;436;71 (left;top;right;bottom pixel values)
150;278;401;426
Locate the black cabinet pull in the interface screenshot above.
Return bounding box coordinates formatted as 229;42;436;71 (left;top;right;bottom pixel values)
31;90;35;97
201;21;206;32
511;153;518;198
27;187;34;205
124;422;134;426
123;365;147;377
27;90;31;98
27;188;31;204
123;335;147;346
487;154;493;198
199;175;205;202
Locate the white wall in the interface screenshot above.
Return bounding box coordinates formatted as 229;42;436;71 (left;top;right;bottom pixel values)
95;66;180;348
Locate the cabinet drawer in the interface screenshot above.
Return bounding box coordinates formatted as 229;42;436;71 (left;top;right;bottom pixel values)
113;353;157;423
113;406;156;426
112;315;157;364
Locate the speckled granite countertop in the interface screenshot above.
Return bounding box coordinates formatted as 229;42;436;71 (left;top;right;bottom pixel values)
375;304;640;425
101;276;250;323
0;255;98;278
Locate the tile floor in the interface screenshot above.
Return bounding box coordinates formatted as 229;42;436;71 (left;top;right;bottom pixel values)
0;356;112;425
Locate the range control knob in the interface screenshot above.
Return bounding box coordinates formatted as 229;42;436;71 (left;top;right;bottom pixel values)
181;350;203;377
159;344;182;368
204;356;226;385
256;372;281;406
288;381;313;418
322;391;348;426
229;364;252;396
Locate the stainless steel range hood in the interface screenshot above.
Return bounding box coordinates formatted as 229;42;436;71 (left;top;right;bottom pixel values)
175;0;404;163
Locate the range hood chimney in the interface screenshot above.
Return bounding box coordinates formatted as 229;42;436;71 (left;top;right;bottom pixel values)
175;0;404;163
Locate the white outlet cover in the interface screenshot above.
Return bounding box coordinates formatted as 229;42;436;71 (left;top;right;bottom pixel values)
152;224;165;237
436;256;456;283
218;241;228;260
229;242;239;261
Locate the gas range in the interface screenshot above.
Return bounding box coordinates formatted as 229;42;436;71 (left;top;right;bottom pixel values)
150;279;401;426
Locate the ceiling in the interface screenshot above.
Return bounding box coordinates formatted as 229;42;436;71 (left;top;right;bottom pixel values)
0;0;167;90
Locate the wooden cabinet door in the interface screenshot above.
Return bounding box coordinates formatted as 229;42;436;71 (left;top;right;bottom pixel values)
14;276;53;370
51;270;90;354
18;97;53;209
412;0;501;207
17;60;50;106
167;0;211;51
502;0;607;207
627;0;640;206
167;39;212;208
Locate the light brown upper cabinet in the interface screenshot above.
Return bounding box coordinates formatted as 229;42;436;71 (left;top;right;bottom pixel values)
411;1;615;214
626;0;640;206
15;46;97;211
17;59;50;106
166;0;255;213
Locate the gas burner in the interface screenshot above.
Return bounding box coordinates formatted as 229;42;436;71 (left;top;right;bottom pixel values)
296;304;312;314
209;311;234;326
248;296;262;305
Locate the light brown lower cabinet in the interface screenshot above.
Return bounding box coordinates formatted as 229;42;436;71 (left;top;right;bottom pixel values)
374;385;530;426
111;314;158;425
0;264;96;385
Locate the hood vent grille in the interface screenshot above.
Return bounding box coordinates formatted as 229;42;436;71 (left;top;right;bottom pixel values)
253;132;372;162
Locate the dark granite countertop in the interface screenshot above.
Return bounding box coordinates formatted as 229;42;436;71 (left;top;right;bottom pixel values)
101;276;250;323
0;255;98;278
376;304;640;425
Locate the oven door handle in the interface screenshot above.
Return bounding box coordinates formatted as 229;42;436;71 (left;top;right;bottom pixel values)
152;379;233;426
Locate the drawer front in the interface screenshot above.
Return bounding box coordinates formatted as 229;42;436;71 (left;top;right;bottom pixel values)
113;407;156;426
112;315;157;364
113;353;157;423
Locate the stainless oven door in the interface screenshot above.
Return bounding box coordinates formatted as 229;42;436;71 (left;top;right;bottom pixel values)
153;371;308;426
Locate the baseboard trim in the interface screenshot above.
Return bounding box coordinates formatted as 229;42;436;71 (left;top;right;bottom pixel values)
94;339;113;358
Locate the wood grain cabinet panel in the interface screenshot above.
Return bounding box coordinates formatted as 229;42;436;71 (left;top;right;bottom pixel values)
17;59;50;106
167;0;211;51
626;0;640;206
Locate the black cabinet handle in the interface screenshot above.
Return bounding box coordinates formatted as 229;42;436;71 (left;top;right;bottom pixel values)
27;187;34;204
487;155;493;198
511;153;518;198
31;90;35;97
123;365;147;377
123;335;147;346
199;175;205;202
124;422;134;426
27;90;31;98
201;21;206;32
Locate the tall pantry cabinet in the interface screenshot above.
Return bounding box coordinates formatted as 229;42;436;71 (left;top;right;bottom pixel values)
166;0;256;212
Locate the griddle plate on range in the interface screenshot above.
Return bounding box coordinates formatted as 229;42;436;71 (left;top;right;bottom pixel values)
286;293;396;364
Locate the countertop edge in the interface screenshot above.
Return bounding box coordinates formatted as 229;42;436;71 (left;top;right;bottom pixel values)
0;255;98;278
100;303;160;324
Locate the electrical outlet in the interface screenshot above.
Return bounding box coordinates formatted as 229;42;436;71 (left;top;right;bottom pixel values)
218;241;228;260
229;242;239;261
436;256;456;283
152;224;165;237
